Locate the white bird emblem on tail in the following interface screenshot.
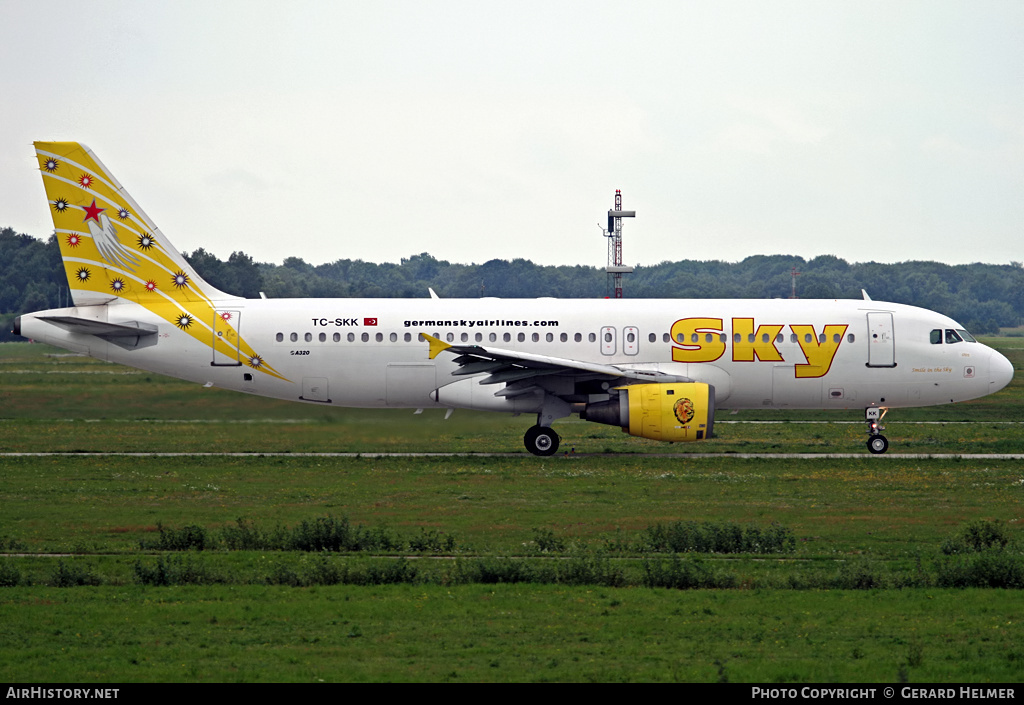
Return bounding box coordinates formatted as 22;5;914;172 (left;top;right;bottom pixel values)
83;199;142;273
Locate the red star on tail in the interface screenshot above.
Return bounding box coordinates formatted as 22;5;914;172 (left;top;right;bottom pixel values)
82;199;104;223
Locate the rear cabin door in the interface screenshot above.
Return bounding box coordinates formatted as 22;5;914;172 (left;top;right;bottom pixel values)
212;310;241;366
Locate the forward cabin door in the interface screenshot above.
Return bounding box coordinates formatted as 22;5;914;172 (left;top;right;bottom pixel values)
866;312;896;368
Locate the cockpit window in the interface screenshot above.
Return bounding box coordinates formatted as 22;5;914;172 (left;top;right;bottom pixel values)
956;329;977;343
945;329;963;344
930;329;942;345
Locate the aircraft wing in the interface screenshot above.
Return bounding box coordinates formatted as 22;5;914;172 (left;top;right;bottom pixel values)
423;333;686;387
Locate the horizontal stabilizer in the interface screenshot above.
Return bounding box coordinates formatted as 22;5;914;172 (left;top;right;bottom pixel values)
38;316;158;350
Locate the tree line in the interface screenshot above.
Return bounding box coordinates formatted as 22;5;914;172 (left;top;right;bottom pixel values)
2;226;1021;342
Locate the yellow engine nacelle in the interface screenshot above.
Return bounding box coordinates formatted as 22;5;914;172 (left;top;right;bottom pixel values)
581;382;715;443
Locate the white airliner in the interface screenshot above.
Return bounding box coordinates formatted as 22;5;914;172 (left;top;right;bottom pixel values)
15;142;1015;455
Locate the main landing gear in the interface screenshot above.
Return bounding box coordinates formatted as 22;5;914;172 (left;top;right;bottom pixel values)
524;398;570;456
524;425;560;456
865;407;888;454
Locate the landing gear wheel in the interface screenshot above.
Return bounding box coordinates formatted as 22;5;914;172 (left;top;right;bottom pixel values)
867;435;889;454
524;425;560;457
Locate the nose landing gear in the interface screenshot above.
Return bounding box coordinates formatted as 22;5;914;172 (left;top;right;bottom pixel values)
865;407;888;454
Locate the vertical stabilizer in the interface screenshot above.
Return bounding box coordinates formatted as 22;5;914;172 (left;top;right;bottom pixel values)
33;142;284;380
34;141;232;307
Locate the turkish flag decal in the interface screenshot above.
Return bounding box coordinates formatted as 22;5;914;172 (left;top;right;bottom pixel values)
364;318;378;326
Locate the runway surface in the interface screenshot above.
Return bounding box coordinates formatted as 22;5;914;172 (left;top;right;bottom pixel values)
3;452;1024;459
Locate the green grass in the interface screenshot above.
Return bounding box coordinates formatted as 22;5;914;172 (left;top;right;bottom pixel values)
1;339;1023;682
2;585;1021;682
1;454;1022;555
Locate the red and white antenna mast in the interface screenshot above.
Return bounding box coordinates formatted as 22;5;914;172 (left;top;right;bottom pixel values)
603;189;635;298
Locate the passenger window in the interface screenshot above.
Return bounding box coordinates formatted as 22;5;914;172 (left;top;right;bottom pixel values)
376;333;384;343
503;333;511;343
348;332;355;342
517;333;525;342
574;333;582;343
489;333;497;342
475;333;483;342
460;333;468;342
589;333;597;343
290;332;298;342
648;333;656;343
333;333;341;342
663;333;670;343
405;333;412;342
318;332;326;343
546;333;554;342
361;332;369;342
930;329;942;344
561;333;569;343
390;333;398;342
847;334;855;343
275;332;283;342
532;333;540;342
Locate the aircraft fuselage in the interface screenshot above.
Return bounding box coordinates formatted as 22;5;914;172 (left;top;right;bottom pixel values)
18;296;1012;415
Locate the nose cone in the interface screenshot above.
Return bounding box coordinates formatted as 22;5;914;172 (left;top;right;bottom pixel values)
990;350;1014;393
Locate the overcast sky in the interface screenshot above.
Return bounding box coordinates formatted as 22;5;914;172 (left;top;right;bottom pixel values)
2;0;1022;269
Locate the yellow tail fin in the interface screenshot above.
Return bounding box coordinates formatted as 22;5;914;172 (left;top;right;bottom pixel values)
34;141;285;380
35;141;228;307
